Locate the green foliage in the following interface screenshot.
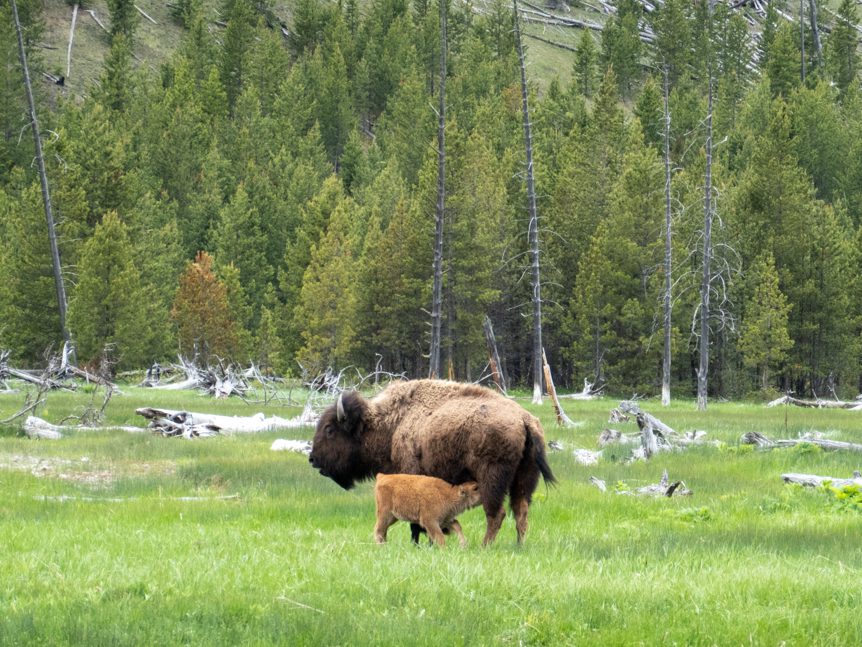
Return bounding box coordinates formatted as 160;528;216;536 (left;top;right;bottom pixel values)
67;212;152;370
822;483;862;513
738;252;793;390
171;251;239;360
826;0;859;94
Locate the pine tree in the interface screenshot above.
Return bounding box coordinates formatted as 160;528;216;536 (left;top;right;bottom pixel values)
766;23;802;98
67;212;150;369
826;0;860;94
600;0;643;97
211;182;271;319
0;178;64;362
738;252;793;391
294;199;362;374
573;30;598;98
171;251;239;361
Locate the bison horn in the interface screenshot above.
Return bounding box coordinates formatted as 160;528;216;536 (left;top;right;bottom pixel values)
336;392;346;423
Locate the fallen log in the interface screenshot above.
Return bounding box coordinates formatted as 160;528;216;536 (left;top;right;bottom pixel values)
741;431;862;453
782;472;862;488
136;407;318;438
24;416;148;439
766;394;862;410
270;439;313;455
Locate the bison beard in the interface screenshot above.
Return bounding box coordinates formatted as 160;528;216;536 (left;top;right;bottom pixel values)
308;379;556;545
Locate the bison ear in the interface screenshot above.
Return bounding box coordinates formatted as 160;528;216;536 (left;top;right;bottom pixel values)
335;390;367;436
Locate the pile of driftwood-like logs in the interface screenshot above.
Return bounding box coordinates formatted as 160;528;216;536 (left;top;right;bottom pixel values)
0;346;114;391
141;357;249;398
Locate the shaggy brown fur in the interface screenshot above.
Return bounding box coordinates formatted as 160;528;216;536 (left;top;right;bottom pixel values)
374;474;481;547
309;379;556;545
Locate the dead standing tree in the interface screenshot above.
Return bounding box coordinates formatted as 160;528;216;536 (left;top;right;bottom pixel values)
428;0;447;379
513;0;545;405
11;0;72;353
661;63;673;407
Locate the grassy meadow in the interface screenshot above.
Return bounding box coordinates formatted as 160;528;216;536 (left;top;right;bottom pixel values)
1;383;861;645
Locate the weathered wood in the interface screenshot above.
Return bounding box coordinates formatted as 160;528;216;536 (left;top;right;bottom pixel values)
136;407;318;438
542;349;575;427
782;472;862;488
67;3;78;78
618;401;676;437
270;439;313;455
741;431;862;453
24;416;148;438
559;378;603;400
482;316;507;394
134;4;158;24
591;470;693;497
766;394;862;410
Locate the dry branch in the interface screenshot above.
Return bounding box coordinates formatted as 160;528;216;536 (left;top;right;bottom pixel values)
23;416;146;439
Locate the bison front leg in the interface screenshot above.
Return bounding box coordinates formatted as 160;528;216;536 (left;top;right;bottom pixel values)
482;505;506;546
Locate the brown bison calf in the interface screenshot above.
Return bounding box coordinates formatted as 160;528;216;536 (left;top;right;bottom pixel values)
374;473;481;547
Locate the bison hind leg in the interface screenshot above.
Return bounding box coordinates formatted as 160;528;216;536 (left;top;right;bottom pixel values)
410;523;423;545
510;451;542;544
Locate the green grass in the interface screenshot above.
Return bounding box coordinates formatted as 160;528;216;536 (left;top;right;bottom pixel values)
2;385;861;645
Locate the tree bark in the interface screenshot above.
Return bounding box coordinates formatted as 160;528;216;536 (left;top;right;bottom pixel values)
542;348;575;426
429;0;447;379
697;73;714;411
661;63;672;407
513;0;544;404
483;316;507;394
11;0;72;352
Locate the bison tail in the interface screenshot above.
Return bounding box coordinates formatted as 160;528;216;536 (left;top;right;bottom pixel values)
526;421;557;486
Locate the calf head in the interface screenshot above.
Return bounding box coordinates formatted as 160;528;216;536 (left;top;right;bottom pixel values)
459;481;482;508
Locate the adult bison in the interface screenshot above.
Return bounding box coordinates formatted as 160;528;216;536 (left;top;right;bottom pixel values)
308;379;556;545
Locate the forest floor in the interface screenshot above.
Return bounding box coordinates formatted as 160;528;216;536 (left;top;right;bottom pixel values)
1;383;860;645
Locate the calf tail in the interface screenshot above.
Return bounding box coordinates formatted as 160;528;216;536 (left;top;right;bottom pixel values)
526;419;557;486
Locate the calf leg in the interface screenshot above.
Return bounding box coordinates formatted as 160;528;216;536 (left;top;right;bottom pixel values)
446;519;468;548
410;523;423;545
419;516;447;546
374;512;397;544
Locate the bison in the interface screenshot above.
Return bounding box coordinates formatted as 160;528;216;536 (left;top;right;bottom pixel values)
374;473;482;547
308;379;556;545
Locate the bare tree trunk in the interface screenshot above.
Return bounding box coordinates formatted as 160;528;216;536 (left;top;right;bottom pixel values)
800;0;806;82
483;316;507;394
11;0;72;353
67;4;78;79
428;0;447;379
661;64;672;407
697;73;714;412
513;0;544;404
808;0;823;68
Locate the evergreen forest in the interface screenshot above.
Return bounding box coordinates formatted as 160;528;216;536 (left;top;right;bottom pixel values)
2;0;862;400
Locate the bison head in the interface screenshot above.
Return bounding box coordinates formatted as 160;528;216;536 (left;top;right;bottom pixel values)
308;391;373;490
